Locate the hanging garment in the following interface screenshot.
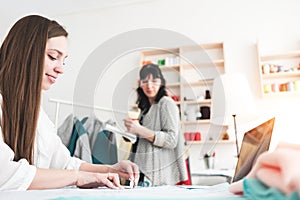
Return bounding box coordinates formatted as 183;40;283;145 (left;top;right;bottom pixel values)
57;114;92;163
81;115;118;165
58;114;118;165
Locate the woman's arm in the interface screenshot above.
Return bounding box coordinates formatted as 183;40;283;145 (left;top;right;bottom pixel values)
79;160;139;187
123;119;155;142
152;99;179;148
123;98;179;148
28;168;123;190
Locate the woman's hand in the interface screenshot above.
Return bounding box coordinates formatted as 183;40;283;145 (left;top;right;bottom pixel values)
123;118;155;142
79;160;140;188
229;142;300;195
76;171;123;189
123;118;142;134
109;160;140;187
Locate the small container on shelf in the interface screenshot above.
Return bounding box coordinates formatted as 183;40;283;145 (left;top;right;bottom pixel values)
294;80;300;91
200;106;210;119
184;132;190;141
184;132;201;141
195;132;201;141
142;60;152;66
157;59;165;66
205;90;211;99
196;111;202;120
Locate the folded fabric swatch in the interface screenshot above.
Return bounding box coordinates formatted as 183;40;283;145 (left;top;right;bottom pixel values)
243;178;299;200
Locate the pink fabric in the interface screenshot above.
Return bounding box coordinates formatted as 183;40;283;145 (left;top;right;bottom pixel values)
229;142;300;195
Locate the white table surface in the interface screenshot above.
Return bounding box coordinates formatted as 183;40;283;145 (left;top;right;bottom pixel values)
0;183;244;200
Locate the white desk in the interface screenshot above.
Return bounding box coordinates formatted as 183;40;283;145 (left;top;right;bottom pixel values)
0;184;244;200
191;169;235;185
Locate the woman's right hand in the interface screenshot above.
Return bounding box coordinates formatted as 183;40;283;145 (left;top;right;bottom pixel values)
76;171;123;189
123;118;141;134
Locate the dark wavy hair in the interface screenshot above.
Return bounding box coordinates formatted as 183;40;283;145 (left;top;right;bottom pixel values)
136;64;168;114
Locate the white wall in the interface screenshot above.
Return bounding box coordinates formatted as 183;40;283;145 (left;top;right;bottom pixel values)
47;0;300;145
2;0;300;173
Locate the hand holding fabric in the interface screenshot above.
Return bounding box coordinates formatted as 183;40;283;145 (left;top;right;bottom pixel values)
109;160;140;187
229;142;300;195
76;171;123;189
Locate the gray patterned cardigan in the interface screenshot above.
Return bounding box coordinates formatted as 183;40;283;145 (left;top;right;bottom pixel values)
130;96;188;186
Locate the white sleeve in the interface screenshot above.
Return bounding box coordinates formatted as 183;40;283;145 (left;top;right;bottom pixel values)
0;95;36;191
49;132;84;170
0;139;36;191
37;107;84;170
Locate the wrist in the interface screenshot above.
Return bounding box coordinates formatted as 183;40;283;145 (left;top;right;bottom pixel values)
73;170;80;185
137;126;146;137
105;164;115;173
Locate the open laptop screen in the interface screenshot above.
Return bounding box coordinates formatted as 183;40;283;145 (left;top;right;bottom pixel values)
232;117;275;182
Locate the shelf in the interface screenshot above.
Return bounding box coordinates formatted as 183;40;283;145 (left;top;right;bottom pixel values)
184;99;211;105
262;90;300;97
141;48;180;56
166;82;180;88
159;65;180;71
183;120;210;125
181;60;224;68
183;79;214;87
262;71;300;79
260;50;300;61
257;40;300;97
181;42;223;51
185;140;235;145
201;42;224;50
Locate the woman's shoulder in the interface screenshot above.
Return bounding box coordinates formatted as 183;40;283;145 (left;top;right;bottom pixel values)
158;96;177;107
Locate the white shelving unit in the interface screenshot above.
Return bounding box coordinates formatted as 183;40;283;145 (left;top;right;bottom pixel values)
257;40;300;97
139;42;232;143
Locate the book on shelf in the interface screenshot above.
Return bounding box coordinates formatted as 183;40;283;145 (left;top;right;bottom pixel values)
104;124;137;143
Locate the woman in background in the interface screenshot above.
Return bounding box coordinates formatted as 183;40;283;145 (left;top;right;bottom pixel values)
0;15;139;191
124;63;188;186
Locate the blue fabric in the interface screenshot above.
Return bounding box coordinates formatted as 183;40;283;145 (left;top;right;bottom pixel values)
91;130;118;165
66;117;118;164
54;197;244;200
243;178;300;200
68;120;87;156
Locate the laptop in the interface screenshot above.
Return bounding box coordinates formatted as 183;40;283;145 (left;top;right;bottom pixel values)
231;117;275;183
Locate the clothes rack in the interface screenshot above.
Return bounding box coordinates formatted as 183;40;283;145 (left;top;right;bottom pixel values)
49;98;127;129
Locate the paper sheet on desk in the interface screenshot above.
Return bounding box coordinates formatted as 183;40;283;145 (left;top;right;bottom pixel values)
0;184;245;200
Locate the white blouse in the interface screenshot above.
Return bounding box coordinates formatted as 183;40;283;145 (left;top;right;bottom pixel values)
0;95;83;191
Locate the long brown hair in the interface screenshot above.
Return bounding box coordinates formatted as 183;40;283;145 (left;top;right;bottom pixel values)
0;15;68;164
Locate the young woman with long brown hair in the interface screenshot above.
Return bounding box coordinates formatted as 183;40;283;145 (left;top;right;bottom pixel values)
0;15;139;190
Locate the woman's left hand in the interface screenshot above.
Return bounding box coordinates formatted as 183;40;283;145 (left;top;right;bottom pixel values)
109;160;140;187
229;142;300;195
